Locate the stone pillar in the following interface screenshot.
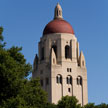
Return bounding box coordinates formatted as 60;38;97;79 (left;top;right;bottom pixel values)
57;38;61;63
70;39;77;62
82;74;88;105
76;42;79;64
61;38;65;62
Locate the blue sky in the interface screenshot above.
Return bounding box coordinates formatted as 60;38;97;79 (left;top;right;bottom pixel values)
0;0;108;105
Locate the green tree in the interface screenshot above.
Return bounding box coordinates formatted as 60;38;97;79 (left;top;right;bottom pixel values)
1;79;48;108
57;96;81;108
83;103;95;108
0;27;48;108
0;46;32;103
95;103;108;108
0;27;6;49
46;103;57;108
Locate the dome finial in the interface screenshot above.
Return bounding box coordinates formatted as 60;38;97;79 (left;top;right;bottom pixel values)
54;3;63;19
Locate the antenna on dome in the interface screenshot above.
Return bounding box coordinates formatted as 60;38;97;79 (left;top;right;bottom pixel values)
54;3;63;19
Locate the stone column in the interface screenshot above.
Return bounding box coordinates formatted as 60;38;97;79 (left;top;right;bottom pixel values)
57;38;61;63
70;39;77;62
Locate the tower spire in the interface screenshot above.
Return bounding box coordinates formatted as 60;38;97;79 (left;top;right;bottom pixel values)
54;3;63;19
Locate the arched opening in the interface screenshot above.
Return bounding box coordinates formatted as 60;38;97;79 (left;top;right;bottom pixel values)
52;45;57;58
66;75;72;85
57;10;59;16
59;10;61;16
41;47;44;60
46;77;49;85
65;45;71;59
40;79;43;86
56;74;62;84
77;76;82;85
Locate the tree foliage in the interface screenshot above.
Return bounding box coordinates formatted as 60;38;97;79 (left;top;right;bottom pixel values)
95;103;108;108
0;27;6;48
0;27;48;108
57;96;81;108
1;79;48;108
84;103;95;108
83;103;108;108
0;46;32;103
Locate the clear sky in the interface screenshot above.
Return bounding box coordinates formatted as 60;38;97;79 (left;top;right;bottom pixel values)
0;0;108;105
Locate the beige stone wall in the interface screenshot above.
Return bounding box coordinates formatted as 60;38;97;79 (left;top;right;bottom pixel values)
32;33;88;106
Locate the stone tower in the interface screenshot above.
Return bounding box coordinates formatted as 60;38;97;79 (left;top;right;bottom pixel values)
32;3;88;106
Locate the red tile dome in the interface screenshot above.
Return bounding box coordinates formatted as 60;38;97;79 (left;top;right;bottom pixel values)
43;19;74;35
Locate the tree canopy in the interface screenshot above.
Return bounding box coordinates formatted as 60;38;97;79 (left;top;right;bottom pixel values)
57;96;81;108
0;27;6;49
0;27;48;108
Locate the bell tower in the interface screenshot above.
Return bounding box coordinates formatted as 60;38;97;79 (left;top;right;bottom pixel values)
33;3;88;106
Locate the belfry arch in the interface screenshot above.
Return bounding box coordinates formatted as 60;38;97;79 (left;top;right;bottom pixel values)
52;45;57;58
65;45;71;59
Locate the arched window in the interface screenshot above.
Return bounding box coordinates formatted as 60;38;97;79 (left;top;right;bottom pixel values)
40;79;43;86
59;10;61;16
66;75;72;85
57;10;59;16
41;47;44;60
77;76;82;85
56;74;62;84
46;78;49;85
52;45;57;58
65;45;71;59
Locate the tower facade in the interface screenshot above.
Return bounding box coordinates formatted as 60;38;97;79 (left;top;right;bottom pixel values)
32;3;88;106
